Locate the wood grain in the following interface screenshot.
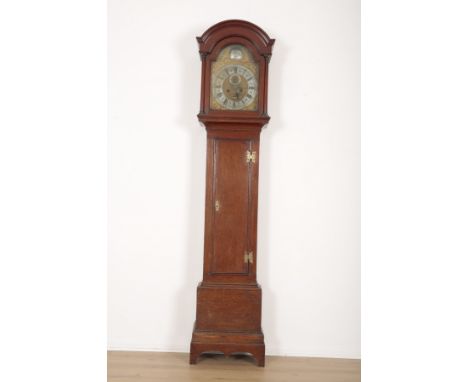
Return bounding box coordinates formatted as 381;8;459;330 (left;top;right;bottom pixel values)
108;351;361;382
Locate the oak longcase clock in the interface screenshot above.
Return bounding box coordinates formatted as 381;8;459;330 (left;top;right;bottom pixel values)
189;20;274;367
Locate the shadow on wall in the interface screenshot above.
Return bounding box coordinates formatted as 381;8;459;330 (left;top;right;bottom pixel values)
258;36;286;356
167;25;286;357
165;27;206;353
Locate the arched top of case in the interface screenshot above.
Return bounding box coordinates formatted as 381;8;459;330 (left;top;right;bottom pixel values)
197;19;275;59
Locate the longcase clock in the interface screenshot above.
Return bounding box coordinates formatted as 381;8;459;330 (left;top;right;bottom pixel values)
189;20;274;367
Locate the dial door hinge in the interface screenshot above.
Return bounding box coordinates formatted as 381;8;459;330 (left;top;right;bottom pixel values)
244;251;254;264
246;150;256;164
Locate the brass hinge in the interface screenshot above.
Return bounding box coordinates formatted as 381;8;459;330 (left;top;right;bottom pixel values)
246;150;256;164
244;251;254;264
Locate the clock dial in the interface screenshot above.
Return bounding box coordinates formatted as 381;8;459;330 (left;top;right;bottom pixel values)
210;45;258;111
212;65;258;110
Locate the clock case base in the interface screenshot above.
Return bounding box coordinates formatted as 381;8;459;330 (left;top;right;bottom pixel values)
189;282;265;367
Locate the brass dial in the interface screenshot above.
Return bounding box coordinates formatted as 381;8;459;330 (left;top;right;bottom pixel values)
210;45;258;111
212;65;257;110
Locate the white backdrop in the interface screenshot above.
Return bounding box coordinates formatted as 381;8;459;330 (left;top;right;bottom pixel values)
108;0;360;358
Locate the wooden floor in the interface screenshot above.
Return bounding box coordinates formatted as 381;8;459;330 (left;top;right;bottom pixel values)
108;351;361;382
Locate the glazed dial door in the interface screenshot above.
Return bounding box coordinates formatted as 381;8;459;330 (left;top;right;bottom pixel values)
210;45;259;111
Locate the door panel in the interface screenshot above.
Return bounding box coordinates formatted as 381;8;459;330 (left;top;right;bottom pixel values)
211;138;251;275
